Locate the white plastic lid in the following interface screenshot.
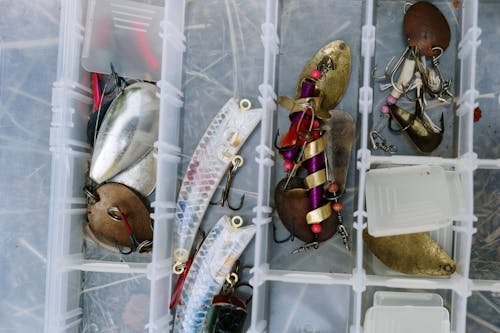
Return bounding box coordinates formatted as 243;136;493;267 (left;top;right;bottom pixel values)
81;0;164;81
373;291;443;307
364;306;450;333
366;165;465;237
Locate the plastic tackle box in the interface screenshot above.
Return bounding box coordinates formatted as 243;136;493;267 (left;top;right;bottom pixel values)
15;0;496;332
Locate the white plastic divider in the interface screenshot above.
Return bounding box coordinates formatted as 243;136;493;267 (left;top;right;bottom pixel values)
147;0;186;332
248;1;279;332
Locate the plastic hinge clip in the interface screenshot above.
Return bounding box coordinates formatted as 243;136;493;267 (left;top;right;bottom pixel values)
147;258;172;281
250;263;269;287
255;144;275;167
450;275;472;298
255;144;275;158
252;216;272;227
456;89;479;117
253;205;273;215
458;27;482;60
154;140;182;163
258;95;277;114
260;23;279;55
356;148;371;170
457;152;478;172
361;25;376;58
157;79;183;98
352;268;367;293
258;83;277;113
156;82;183;108
258;83;277;101
255;155;275;168
160;20;186;52
358;86;373;114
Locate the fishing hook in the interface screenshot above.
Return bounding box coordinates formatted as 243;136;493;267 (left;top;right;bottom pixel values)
272;218;295;243
369;130;397;153
210;155;246;210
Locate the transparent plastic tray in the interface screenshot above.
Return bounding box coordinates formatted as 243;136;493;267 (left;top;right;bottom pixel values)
43;0;500;333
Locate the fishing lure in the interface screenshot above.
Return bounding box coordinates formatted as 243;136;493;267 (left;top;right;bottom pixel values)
110;150;157;197
85;183;153;253
373;1;452;153
274;40;352;250
204;263;252;333
173;216;256;333
173;98;262;273
363;229;456;276
89;81;159;184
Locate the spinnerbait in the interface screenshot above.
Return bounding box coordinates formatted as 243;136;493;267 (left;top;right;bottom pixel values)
275;40;353;250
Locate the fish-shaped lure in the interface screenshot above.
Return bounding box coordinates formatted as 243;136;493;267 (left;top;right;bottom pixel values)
173;216;256;333
363;229;456;276
173;99;262;272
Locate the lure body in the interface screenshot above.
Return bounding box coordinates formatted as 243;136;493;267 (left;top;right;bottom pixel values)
86;183;152;251
363;229;456;276
173;99;262;267
90;82;159;184
173;217;256;333
204;295;248;333
110;150;156;197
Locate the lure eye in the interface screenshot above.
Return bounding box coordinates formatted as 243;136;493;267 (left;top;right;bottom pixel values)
443;264;453;272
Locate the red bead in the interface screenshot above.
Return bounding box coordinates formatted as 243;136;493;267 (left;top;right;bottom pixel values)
327;182;339;193
312;119;320;129
332;202;343;212
311;223;322;234
312;130;321;139
310;69;322;80
284;160;294;171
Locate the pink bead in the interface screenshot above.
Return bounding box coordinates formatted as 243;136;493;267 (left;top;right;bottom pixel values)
310;69;322;80
381;105;390;115
327;182;339;193
332;202;343;212
284;160;294;171
387;95;398;105
312;119;320;129
311;223;322;234
312;130;321;139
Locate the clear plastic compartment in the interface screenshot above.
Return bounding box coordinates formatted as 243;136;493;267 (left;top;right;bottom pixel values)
466;291;500;333
81;272;151;333
269;0;363;274
470;169;499;280
267;282;351;333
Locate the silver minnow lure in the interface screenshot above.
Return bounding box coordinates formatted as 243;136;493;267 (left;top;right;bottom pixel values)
89;82;159;184
173;98;262;270
173;216;256;333
110;150;157;197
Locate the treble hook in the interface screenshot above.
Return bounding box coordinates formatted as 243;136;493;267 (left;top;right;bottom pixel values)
373;46;410;81
210;155;245;210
